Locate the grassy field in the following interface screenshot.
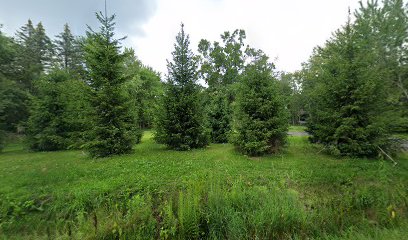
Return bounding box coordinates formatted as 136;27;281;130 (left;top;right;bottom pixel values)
0;132;407;239
288;125;307;132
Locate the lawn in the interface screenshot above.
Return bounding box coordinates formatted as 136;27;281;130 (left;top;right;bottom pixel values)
0;132;407;239
288;125;307;132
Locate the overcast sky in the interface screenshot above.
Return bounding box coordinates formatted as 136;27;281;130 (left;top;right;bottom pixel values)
0;0;362;75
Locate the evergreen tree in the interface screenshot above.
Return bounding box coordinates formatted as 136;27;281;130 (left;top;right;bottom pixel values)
33;22;54;71
83;12;139;157
232;54;288;156
14;20;54;92
304;12;391;157
155;24;209;150
14;19;40;91
27;70;88;151
0;27;30;134
54;24;84;75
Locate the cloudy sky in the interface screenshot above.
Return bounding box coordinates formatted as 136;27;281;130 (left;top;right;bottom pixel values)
0;0;361;75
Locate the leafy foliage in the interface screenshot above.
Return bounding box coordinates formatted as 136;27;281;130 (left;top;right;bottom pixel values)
198;30;247;143
278;72;306;125
358;0;408;133
154;24;209;150
0;77;30;133
232;54;288;156
123;48;163;129
207;88;232;143
0;29;30;133
83;12;140;157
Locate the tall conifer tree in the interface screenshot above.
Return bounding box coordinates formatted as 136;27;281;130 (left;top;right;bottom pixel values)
155;24;209;150
15;19;39;90
83;11;139;157
54;24;84;74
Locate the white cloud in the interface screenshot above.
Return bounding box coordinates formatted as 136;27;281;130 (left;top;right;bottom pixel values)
130;0;361;76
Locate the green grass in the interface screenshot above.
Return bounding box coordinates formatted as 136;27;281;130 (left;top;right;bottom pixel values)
0;132;407;239
289;125;307;132
393;133;408;140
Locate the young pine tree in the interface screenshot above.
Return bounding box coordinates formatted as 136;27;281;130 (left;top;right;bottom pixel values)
154;24;209;150
233;54;288;156
84;12;139;157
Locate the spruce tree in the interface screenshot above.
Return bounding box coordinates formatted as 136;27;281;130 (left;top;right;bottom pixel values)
304;12;391;157
14;20;54;92
27;70;70;151
154;24;209;150
26;69;89;151
232;54;288;156
54;24;84;75
83;12;139;157
15;19;40;91
33;22;54;71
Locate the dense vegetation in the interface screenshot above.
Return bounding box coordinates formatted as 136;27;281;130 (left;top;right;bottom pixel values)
0;0;408;238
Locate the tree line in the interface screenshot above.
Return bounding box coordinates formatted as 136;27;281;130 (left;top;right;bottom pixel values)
0;0;407;158
0;14;162;156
